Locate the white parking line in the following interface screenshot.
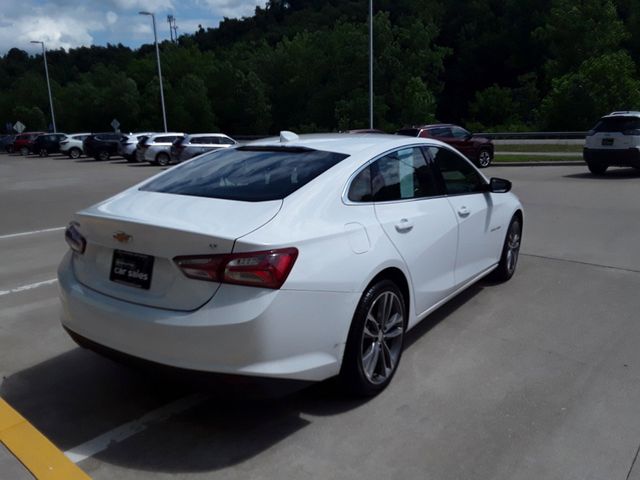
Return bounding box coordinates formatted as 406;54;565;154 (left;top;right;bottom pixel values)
0;279;58;297
0;227;65;240
64;394;209;464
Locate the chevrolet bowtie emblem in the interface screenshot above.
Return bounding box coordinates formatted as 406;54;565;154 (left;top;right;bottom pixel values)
113;231;132;243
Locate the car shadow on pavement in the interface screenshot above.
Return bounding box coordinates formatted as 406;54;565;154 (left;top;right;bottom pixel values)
564;168;640;179
0;283;487;475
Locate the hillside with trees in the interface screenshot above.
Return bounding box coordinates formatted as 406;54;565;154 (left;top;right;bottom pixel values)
1;0;639;134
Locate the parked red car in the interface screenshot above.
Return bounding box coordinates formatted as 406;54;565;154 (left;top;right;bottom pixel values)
13;132;46;156
397;124;494;168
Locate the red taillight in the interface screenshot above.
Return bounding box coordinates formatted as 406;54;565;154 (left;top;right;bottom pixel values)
65;222;86;254
174;248;298;289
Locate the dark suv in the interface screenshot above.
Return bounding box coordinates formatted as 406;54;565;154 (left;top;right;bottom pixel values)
84;133;125;161
32;133;67;156
397;124;494;168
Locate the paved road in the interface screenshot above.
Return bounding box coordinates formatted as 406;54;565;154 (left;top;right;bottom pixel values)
1;153;640;480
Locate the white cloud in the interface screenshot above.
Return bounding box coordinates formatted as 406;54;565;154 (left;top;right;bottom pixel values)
0;7;104;52
196;0;266;18
106;11;118;25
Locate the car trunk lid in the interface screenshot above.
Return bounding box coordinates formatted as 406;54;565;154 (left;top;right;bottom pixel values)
71;190;282;311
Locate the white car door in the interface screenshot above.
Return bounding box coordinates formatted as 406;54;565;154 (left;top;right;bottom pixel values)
367;147;459;319
426;146;503;285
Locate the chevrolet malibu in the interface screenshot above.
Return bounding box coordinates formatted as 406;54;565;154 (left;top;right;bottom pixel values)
58;132;523;396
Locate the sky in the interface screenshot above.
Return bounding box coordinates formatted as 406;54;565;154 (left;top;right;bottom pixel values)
0;0;269;54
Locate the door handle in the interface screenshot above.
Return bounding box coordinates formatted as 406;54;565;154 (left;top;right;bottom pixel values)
457;206;471;218
395;219;414;233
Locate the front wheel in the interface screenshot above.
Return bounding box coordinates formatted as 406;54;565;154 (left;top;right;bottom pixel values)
339;280;406;396
19;146;29;156
477;149;492;168
490;216;522;282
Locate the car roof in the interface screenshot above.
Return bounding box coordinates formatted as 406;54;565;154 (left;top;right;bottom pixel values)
188;133;230;137
248;132;443;156
604;111;640;118
149;132;184;140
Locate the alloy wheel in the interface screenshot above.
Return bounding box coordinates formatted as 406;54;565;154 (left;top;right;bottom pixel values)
360;290;404;385
506;221;521;275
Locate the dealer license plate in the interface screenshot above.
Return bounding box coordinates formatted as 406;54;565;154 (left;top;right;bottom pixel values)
110;250;154;289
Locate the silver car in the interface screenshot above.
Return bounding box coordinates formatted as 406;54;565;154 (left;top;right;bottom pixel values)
136;133;184;166
170;133;236;163
118;132;153;163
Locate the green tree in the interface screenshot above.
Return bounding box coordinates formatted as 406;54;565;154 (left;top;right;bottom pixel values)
540;51;640;130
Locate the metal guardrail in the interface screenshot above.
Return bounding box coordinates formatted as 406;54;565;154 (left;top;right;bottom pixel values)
476;131;587;140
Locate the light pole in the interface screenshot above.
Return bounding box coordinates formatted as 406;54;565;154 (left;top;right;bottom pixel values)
139;11;168;132
30;40;56;132
369;0;373;129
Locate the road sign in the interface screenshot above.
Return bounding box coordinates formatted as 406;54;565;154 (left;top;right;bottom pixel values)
13;121;25;133
111;119;120;132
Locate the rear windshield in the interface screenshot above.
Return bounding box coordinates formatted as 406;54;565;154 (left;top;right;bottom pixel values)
140;146;349;202
592;116;640;132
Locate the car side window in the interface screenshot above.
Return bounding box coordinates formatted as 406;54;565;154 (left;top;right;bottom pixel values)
348;166;373;202
370;147;440;202
429;127;452;138
451;127;470;139
427;146;486;195
220;137;235;145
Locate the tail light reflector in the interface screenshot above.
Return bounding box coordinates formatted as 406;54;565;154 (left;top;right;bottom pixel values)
65;222;86;254
174;248;298;289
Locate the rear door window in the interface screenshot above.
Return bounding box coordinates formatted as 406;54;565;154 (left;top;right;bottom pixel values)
348;147;442;202
141;147;349;202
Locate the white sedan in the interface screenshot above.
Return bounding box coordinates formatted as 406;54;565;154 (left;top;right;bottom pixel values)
58;132;523;396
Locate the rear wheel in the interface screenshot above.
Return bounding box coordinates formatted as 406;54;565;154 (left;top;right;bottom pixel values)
156;152;170;166
19;146;29;156
477;149;492;168
69;148;81;159
490;216;522;282
340;280;406;396
39;148;48;157
587;162;607;175
97;150;110;161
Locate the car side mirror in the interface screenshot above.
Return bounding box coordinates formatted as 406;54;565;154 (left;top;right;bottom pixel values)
489;177;512;193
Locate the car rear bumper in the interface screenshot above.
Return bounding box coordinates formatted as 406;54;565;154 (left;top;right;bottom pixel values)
58;252;356;381
583;147;640;167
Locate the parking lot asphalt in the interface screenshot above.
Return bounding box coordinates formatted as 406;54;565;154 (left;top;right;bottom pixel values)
1;152;640;479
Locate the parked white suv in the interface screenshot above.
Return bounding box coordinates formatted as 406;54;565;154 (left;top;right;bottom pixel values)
119;132;153;163
583;111;640;175
137;133;184;166
59;133;91;159
170;133;236;163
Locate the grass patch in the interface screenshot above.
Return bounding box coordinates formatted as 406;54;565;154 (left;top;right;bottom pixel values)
494;143;583;153
494;154;583;163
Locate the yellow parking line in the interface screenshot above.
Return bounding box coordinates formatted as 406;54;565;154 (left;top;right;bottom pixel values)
0;398;90;479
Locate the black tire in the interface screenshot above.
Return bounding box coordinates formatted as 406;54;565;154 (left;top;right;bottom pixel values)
69;148;81;159
587;162;607;175
477;148;492;168
125;154;137;163
97;150;110;161
156;152;170;166
19;146;29;156
339;279;407;396
39;148;48;157
490;216;522;282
